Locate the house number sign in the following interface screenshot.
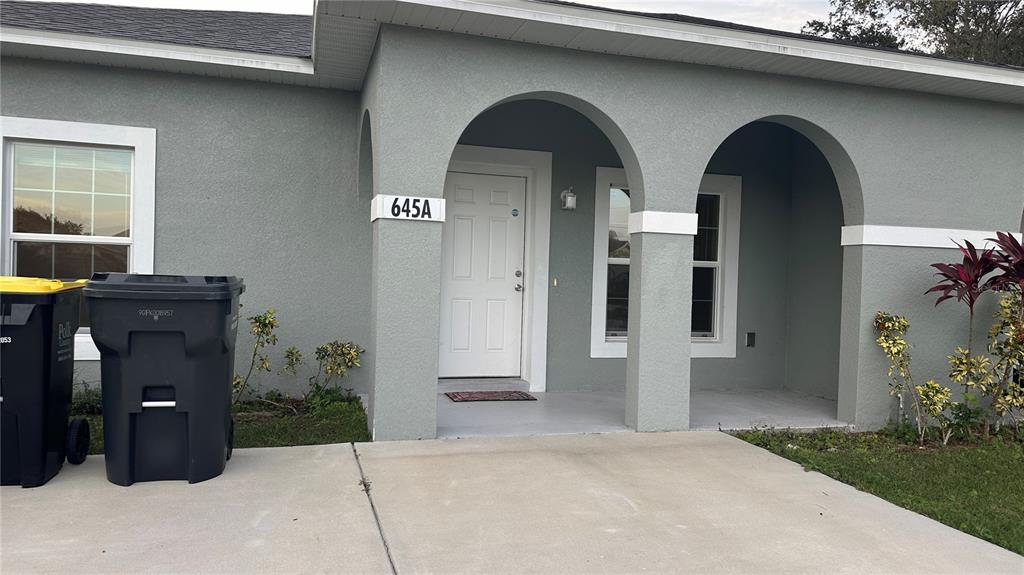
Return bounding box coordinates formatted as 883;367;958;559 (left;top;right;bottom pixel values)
370;195;446;222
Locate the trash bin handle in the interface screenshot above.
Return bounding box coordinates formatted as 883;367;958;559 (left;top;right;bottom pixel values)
141;401;176;408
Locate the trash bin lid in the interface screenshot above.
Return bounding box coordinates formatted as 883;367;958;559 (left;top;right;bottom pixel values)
0;276;87;294
84;273;244;300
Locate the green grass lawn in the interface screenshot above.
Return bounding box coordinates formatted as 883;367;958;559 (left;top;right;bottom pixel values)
736;428;1024;555
80;400;370;456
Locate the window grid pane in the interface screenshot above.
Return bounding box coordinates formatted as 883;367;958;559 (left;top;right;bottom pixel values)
11;142;132;239
13;241;130;328
602;189;723;340
694;193;720;262
605;186;631;337
608;187;630;259
692;265;717;337
606;263;630;337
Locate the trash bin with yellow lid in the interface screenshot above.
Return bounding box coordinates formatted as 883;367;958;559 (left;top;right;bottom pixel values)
1;276;91;487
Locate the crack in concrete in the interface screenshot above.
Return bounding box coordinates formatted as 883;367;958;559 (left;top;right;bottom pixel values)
351;442;398;575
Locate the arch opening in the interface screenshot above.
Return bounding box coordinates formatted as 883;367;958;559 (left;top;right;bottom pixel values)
435;96;644;437
688;119;850;429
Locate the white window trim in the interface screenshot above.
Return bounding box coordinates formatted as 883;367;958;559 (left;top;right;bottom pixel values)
591;167;630;358
590;169;741;359
1;116;156;361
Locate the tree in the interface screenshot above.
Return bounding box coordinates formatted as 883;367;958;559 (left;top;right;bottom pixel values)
804;0;1024;66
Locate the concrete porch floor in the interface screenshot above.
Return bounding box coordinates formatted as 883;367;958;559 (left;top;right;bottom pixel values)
437;388;846;438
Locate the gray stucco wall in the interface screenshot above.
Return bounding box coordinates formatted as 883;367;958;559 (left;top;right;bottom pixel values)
1;57;371;398
784;135;844;400
364;24;1023;432
692;123;796;391
369;25;1024;228
839;245;1002;426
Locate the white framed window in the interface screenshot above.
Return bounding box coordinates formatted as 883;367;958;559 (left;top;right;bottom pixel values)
590;168;741;358
1;117;156;360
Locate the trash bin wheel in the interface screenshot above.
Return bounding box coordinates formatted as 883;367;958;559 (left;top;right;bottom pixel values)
226;418;235;461
66;417;90;465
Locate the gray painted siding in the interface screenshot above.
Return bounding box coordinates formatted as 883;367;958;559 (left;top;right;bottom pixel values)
1;57;371;398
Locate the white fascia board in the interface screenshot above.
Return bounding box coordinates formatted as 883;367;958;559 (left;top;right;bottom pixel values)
0;27;315;76
397;0;1024;89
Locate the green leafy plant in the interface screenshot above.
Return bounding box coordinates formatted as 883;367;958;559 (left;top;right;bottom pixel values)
987;291;1024;434
285;341;365;417
873;311;929;443
232;309;280;404
950;393;986;440
915;379;955;445
922;233;1024;439
70;381;103;416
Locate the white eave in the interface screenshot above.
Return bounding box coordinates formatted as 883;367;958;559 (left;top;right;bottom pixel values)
3;0;1023;104
322;0;1023;104
0;26;326;86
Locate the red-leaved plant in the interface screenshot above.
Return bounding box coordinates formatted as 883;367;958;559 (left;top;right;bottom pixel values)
926;240;999;355
989;232;1024;297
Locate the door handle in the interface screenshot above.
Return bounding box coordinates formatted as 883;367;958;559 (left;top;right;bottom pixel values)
514;284;524;292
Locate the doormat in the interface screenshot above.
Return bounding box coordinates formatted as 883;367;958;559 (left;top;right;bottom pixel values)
445;391;537;402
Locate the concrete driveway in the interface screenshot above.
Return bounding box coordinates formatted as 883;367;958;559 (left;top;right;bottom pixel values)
3;432;1021;574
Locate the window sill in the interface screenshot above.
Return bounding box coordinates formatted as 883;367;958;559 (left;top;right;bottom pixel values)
589;337;737;359
75;333;100;361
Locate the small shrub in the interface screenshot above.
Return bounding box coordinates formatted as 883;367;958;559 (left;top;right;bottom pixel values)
950;394;986;440
873;311;929;443
988;292;1024;433
70;382;103;416
284;340;365;417
232;309;280;404
262;388;286;403
882;421;919;444
915;379;955;445
306;385;354;417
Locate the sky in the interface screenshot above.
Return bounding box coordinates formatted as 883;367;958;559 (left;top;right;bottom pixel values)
13;0;832;33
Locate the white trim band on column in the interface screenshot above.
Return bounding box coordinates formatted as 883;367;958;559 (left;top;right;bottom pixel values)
628;211;698;235
841;225;1023;248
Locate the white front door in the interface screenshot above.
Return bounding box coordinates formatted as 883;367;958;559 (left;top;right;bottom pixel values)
439;171;527;378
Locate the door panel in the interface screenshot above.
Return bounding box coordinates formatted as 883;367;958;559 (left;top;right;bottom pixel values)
440;172;527;377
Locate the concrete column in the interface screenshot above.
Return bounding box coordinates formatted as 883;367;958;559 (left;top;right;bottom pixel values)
367;217;442;440
625;231;694;431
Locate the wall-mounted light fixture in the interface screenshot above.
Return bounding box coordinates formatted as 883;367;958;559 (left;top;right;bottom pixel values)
560;186;576;211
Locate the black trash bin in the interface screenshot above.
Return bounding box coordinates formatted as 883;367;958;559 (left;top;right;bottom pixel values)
85;273;244;486
1;277;91;488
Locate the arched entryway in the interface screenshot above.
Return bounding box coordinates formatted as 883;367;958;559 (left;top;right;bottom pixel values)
435;96;644;438
687;117;860;429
